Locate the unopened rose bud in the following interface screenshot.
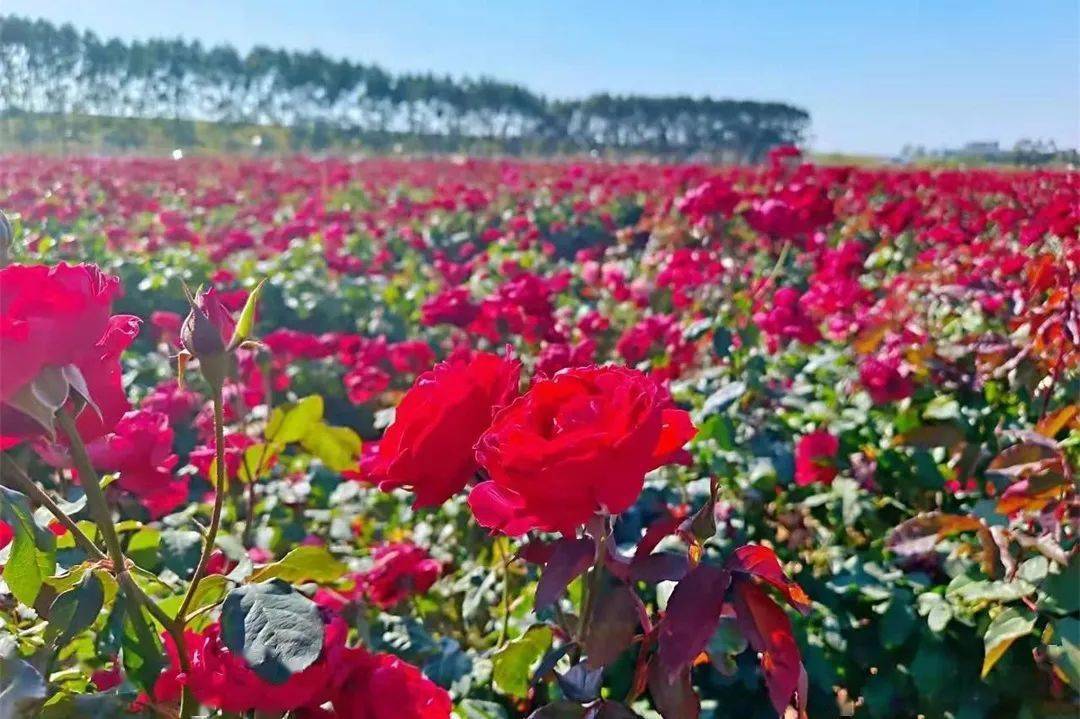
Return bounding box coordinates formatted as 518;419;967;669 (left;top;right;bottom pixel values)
180;287;235;391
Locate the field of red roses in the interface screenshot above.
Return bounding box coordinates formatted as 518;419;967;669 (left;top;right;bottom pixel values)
0;149;1076;719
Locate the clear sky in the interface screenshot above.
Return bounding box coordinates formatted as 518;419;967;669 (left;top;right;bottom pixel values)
4;0;1078;155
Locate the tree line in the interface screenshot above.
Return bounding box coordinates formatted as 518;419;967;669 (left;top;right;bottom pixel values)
0;15;810;159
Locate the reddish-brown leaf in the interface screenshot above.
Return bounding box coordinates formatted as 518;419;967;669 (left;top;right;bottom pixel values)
536;537;596;610
725;544;811;614
656;563;730;675
731;580;804;718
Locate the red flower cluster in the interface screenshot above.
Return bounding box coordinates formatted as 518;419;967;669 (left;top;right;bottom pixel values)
359;541;442;609
154;616;450;718
373;356;696;535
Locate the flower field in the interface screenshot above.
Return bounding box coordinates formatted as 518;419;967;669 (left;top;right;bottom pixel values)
0;150;1077;718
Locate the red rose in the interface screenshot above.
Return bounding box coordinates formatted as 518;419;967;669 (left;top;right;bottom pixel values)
150;310;183;345
324;647;452;719
0;520;12;551
155;618;347;713
373;352;519;507
0;264;137;447
40;410;185;518
361;542;442;609
71;315;142;441
0;263;120;402
420;286;479;328
794;430;839;487
859;354;914;404
469;366;697;535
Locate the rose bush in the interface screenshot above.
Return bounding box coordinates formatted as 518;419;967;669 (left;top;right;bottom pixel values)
0;155;1075;719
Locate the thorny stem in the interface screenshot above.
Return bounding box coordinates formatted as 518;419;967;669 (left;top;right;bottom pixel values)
177;390;227;623
0;454;104;560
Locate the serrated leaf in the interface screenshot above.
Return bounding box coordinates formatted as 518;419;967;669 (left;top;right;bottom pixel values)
492;625;553;697
220;579;325;684
248;545;347;584
981;607;1035;678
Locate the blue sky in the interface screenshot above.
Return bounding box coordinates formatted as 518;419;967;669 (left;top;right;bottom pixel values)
5;0;1078;155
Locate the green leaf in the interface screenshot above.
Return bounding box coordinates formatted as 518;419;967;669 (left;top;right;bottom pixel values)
39;690;135;719
111;595;165;692
160;573;231;620
879;596;916;649
492;625;553;697
1039;561;1080;615
0;485;56;607
707;616;747;675
248;545;347;585
0;638;46;717
300;422;362;472
236;442;275;483
981;607;1036;678
266;395;324;445
1047;618;1080;690
422;637;473;690
456;699;510;719
159;529;203;580
126;528;161;571
46;572;104;649
221;580;325;684
922;395;960;421
228;278;266;348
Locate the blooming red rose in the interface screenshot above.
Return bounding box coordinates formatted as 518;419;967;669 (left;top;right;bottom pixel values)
71;314;142;442
361;542;442;609
420;286;479;328
39;409;185;518
859;355;915;404
1;264;133;446
794;429;840;487
469;366;697;535
372;352;519;507
0;263;120;402
323;647;452;719
0;520;12;551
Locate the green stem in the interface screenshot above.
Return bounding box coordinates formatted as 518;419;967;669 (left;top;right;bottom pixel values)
56;410;128;571
0;454;105;560
57;409;194;706
177;390;227;623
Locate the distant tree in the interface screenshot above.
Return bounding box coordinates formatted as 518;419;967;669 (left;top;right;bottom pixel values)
0;14;810;158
